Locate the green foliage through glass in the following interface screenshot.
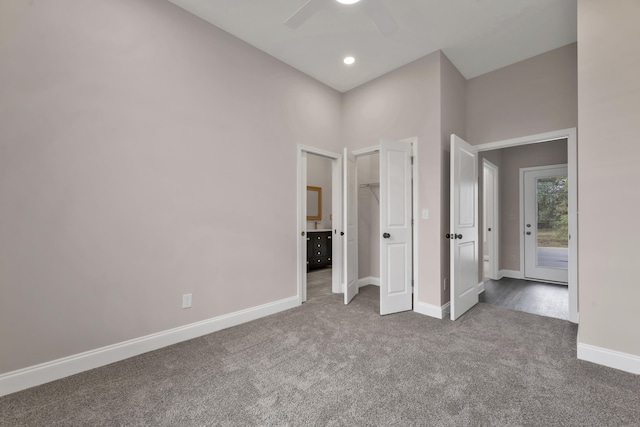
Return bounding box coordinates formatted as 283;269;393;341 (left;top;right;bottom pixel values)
536;177;568;248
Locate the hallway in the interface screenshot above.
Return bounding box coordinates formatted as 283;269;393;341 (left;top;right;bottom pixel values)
479;278;569;320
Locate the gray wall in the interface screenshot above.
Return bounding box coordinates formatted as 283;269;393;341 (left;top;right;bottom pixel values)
342;52;444;307
439;54;468;305
577;0;640;358
343;51;466;307
467;43;577;145
0;0;342;374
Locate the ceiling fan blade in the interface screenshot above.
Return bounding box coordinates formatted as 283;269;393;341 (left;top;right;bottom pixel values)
361;0;398;36
285;0;326;29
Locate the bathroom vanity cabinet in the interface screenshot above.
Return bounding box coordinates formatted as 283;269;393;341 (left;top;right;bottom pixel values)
307;230;332;270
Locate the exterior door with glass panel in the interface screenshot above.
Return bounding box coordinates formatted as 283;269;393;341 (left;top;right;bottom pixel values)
523;165;569;283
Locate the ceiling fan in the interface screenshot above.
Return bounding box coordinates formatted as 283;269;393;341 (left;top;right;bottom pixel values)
285;0;399;36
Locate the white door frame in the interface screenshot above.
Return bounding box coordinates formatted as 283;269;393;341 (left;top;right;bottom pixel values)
474;128;578;323
483;159;499;281
297;145;342;304
353;137;420;311
343;148;359;304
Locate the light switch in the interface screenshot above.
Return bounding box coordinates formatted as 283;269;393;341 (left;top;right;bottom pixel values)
421;209;429;220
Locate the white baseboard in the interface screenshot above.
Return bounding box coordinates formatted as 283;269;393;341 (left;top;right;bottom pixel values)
577;342;640;375
477;281;485;294
414;301;449;320
500;269;524;279
358;276;380;287
0;295;299;397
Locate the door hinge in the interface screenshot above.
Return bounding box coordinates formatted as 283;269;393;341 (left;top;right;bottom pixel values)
411;156;414;165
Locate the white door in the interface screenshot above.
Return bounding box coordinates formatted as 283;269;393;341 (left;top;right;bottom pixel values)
450;135;479;320
379;140;413;315
483;160;499;281
343;148;359;304
523;165;569;283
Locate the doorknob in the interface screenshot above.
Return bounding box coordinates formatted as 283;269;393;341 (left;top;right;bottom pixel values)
526;224;531;228
526;231;531;235
383;233;391;239
488;228;492;232
340;231;345;236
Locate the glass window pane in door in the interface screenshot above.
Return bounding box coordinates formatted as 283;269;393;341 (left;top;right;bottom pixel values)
536;176;568;269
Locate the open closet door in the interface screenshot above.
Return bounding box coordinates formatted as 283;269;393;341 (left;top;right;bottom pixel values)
343;148;358;304
379;140;413;315
450;134;479;320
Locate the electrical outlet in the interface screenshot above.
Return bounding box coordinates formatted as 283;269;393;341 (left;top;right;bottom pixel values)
182;293;192;309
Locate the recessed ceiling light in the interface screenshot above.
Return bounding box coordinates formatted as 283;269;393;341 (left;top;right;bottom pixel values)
343;56;355;65
336;0;360;4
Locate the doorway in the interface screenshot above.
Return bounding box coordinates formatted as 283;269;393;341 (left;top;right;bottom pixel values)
475;128;577;323
305;153;335;301
355;152;381;290
352;138;418;315
482;159;499;282
297;146;342;304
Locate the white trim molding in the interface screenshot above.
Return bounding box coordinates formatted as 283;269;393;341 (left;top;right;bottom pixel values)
477;281;485;294
358;277;380;287
415;301;450;320
0;296;299;397
500;269;524;279
577;342;640;375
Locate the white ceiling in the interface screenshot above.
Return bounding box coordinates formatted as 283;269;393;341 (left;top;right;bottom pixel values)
167;0;577;93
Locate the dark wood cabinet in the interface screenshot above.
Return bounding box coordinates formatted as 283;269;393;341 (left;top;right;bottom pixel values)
307;231;332;270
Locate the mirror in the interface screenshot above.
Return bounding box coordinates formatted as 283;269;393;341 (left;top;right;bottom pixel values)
306;186;322;220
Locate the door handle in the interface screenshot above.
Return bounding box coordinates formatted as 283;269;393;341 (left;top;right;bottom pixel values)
383;233;391;239
340;231;345;236
526;231;531;235
526;224;531;228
